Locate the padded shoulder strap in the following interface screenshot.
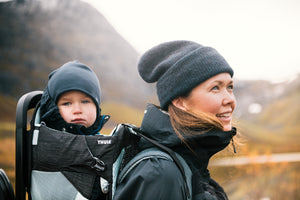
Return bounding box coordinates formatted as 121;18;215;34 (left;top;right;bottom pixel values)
175;151;192;200
123;124;192;199
117;147;172;183
117;147;192;200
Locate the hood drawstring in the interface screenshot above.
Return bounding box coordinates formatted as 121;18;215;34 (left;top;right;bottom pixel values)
231;138;236;154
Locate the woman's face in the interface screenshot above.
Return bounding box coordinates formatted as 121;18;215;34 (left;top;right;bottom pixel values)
172;73;236;131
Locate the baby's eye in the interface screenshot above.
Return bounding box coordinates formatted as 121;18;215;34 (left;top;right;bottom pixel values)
61;102;71;106
82;100;91;104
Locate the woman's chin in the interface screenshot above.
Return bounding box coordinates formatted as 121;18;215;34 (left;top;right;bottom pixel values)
223;124;232;131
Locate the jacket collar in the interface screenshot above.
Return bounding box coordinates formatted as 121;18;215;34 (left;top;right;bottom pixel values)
139;103;236;174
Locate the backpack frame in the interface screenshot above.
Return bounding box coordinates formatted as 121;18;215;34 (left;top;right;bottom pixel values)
16;90;43;200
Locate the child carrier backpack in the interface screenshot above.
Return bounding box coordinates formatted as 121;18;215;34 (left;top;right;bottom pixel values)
14;91;192;200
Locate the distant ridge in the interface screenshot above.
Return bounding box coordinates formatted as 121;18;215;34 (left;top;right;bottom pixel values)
0;0;299;145
0;0;155;108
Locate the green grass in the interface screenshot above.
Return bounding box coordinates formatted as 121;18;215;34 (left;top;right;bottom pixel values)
210;162;300;200
0;122;15;188
101;101;144;125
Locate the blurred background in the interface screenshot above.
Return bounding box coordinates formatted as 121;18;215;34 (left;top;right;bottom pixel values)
0;0;299;199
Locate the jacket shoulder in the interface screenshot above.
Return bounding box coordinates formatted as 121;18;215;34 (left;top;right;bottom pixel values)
114;148;186;200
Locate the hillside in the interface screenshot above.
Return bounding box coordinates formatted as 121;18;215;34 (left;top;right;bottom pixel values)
0;0;299;143
234;75;300;153
0;0;155;110
0;1;299;198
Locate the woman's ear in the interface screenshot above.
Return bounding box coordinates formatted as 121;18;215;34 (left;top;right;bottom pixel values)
171;97;188;111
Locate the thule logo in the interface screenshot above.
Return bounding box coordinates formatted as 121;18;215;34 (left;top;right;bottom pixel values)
97;140;112;145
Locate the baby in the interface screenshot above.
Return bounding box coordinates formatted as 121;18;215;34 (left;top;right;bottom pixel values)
32;61;109;200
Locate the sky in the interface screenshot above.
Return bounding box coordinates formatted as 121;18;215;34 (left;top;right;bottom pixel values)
84;0;300;81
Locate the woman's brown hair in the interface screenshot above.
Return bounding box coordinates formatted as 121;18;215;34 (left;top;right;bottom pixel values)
168;103;238;153
169;103;222;140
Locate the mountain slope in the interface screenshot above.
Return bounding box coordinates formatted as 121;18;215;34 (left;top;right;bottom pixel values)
0;0;299;150
0;0;154;108
234;76;300;153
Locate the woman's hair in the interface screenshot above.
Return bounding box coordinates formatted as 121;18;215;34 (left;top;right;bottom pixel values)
168;103;239;154
168;103;223;141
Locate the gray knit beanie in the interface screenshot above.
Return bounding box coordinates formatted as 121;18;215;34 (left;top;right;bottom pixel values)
138;40;234;110
47;60;101;105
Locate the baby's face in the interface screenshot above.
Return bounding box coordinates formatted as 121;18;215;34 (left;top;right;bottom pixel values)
57;91;97;128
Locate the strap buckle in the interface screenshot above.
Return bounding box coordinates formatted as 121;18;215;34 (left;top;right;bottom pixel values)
91;157;106;172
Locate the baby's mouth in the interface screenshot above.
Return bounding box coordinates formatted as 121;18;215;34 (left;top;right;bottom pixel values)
71;118;85;124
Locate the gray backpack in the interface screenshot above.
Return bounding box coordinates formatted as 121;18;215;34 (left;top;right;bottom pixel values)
30;122;193;200
15;91;193;199
29;105;192;200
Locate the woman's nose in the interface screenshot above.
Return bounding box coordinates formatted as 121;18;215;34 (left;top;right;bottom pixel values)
223;91;236;106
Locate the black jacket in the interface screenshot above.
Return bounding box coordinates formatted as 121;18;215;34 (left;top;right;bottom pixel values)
114;104;236;200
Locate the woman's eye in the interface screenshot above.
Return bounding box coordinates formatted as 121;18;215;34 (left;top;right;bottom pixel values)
211;86;219;91
228;85;234;90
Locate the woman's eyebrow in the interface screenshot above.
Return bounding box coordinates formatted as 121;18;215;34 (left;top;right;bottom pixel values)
210;79;233;85
210;80;223;85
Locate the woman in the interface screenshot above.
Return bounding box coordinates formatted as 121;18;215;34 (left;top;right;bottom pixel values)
114;40;237;200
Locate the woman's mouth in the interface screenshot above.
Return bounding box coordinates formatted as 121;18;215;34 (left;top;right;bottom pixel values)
216;112;232;122
216;112;233;131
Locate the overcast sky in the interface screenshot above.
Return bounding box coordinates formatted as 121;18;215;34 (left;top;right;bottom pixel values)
83;0;300;81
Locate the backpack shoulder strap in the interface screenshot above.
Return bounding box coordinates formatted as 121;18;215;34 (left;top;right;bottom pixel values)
123;124;192;199
117;147;172;183
117;147;192;200
174;151;192;200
